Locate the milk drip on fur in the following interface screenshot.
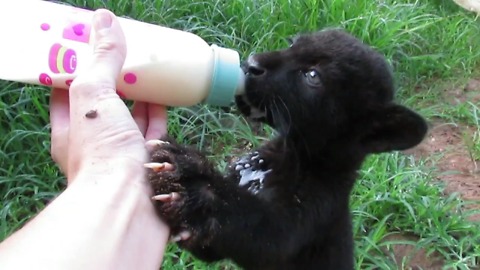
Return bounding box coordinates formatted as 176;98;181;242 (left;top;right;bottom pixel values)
0;0;245;107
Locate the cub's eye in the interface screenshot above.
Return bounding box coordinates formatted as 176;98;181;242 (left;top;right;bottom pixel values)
304;69;321;86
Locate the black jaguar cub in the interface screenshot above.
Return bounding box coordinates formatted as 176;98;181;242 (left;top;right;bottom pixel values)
146;29;428;270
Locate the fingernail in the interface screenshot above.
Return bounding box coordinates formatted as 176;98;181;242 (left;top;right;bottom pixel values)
93;10;113;31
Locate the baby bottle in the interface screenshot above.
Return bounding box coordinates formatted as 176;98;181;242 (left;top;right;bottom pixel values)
0;0;245;107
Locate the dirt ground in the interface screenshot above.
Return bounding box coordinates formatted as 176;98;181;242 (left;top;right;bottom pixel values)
381;78;480;269
406;78;480;220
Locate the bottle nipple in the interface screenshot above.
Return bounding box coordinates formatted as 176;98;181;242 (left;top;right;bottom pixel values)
207;45;245;106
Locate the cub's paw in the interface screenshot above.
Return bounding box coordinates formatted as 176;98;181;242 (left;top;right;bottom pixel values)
145;136;217;245
232;151;269;172
145;137;185;194
228;151;270;182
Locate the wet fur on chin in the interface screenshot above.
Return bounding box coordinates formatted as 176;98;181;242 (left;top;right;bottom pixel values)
147;28;428;270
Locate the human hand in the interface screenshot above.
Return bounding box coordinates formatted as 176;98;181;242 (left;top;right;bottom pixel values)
50;92;167;183
0;10;170;270
49;9;167;184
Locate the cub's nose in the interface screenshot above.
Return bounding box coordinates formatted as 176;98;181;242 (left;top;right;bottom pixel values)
243;56;266;77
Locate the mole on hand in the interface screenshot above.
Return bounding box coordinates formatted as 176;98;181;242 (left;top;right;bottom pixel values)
85;110;98;119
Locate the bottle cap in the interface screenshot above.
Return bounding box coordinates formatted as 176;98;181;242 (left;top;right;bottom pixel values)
206;45;245;106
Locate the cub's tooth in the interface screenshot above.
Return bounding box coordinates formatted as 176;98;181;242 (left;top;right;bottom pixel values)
145;139;169;151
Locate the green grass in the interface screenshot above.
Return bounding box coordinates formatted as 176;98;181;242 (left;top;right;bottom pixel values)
1;0;480;269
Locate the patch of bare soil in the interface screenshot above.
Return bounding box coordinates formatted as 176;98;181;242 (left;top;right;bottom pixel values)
442;78;480;105
406;122;480;203
381;233;444;270
381;79;480;269
407;78;480;219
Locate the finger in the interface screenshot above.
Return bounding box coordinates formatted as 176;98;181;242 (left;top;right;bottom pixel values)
68;9;131;137
72;9;126;89
69;8;128;109
145;104;168;141
132;101;148;136
68;8;128;117
49;88;70;172
66;9;144;176
68;9;134;134
50;88;70;130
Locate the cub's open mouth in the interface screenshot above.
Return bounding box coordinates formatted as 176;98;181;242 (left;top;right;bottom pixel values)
235;94;267;121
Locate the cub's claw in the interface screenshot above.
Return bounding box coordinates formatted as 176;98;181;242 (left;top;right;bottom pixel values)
170;230;192;243
152;192;181;202
145;139;169;152
144;162;174;172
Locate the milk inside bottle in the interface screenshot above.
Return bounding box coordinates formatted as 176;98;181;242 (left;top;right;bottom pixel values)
0;0;245;107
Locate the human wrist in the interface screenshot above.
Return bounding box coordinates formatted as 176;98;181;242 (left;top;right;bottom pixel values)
57;165;169;269
68;152;147;181
0;163;169;270
68;159;159;224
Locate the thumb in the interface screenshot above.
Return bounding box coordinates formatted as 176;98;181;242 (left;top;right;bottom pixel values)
70;9;126;92
66;9;145;179
68;8;131;126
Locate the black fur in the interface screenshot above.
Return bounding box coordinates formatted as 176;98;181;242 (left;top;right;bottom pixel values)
147;29;428;270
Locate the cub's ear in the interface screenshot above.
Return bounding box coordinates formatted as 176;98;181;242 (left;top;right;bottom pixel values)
360;104;428;154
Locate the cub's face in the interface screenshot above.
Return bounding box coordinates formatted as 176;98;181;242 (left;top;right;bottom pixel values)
236;29;427;154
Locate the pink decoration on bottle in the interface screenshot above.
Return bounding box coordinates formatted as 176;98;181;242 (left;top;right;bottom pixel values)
48;43;77;74
40;23;50;31
63;49;77;73
124;73;137;84
39;73;52;85
63;22;91;43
